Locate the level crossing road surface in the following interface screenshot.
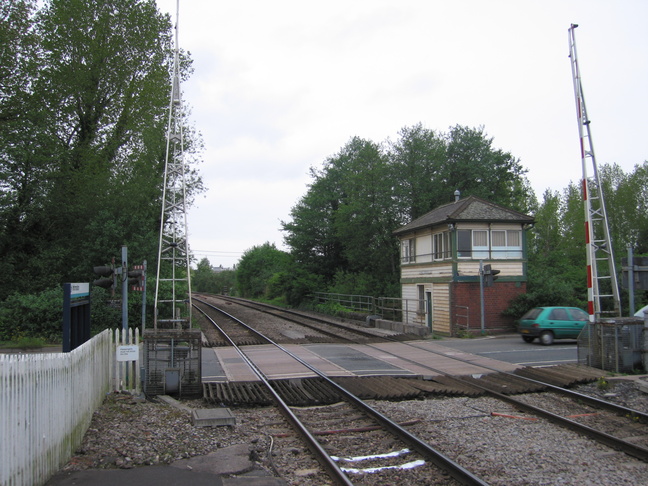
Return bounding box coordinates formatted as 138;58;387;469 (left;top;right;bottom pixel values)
201;339;521;383
437;333;580;367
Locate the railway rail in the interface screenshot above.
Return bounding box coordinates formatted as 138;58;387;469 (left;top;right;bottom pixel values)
195;293;408;345
193;299;489;485
195;295;648;468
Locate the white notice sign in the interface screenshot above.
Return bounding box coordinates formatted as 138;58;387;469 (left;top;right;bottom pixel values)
117;345;139;362
71;282;90;298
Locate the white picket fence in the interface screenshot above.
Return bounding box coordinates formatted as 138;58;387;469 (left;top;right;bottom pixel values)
110;327;141;395
0;328;142;486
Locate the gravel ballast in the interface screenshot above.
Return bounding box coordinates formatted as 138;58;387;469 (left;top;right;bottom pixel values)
53;376;648;485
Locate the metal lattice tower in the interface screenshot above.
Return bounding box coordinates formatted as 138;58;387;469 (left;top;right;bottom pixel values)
568;24;620;321
154;0;192;329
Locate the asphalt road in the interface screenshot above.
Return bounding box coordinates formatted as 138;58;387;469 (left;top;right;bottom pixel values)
438;333;580;367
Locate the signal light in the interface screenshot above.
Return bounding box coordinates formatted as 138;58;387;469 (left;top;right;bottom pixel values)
128;265;145;291
483;264;500;287
93;265;115;289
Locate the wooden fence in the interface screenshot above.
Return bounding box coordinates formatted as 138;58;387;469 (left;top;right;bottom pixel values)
0;328;143;486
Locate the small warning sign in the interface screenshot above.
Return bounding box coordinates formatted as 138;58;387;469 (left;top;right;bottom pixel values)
116;345;139;362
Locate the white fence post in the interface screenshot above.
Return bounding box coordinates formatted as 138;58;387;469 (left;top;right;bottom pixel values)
0;330;112;486
111;327;141;394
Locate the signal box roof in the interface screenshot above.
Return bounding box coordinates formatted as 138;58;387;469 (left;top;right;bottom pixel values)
393;195;534;236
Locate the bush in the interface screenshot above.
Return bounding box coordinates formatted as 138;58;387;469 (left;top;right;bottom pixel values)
91;286;122;332
0;286;134;343
0;287;64;342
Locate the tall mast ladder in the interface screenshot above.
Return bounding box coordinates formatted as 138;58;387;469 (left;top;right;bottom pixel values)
568;24;620;321
154;0;192;329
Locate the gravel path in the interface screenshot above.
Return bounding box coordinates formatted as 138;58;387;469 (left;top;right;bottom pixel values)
58;377;648;485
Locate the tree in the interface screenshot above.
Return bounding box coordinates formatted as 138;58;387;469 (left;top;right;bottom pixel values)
507;189;586;317
282;125;536;299
192;258;236;294
0;0;203;300
236;243;291;299
283;137;401;296
282;165;347;280
388;123;446;221
441;125;534;213
330;138;399;280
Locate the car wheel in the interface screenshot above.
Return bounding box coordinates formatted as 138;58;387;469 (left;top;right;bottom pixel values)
539;331;554;346
522;336;535;343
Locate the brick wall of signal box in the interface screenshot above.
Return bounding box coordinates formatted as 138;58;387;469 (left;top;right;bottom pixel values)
451;281;526;334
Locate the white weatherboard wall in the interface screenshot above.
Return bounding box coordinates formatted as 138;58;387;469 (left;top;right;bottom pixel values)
0;330;112;486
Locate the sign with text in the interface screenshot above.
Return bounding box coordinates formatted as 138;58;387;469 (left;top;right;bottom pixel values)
70;282;90;298
116;345;139;362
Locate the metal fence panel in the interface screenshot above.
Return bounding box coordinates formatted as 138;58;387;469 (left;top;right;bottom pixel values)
577;321;644;373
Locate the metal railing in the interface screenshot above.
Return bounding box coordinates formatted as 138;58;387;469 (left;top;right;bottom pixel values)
313;292;428;328
312;292;375;313
375;297;426;326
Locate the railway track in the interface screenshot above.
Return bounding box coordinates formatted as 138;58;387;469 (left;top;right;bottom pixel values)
195;295;648;468
195;293;412;344
193;298;488;485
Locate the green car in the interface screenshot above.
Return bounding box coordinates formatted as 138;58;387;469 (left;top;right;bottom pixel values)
517;306;589;345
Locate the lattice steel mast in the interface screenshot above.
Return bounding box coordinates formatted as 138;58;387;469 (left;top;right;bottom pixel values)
568;24;620;321
154;0;192;329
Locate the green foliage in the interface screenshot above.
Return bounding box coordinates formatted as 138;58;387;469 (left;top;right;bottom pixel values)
314;300;350;316
327;270;399;298
236;243;292;299
0;336;47;350
0;0;205;342
0;285;140;343
0;0;204;307
276;266;325;307
90;286;122;332
0;287;63;341
192;258;236;295
282;124;534;299
597;377;610;390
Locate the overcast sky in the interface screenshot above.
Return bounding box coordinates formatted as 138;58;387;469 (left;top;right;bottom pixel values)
155;0;648;268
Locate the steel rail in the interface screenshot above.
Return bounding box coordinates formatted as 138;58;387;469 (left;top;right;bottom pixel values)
402;341;648;424
202;294;388;341
455;375;648;462
215;295;648;425
193;303;354;486
352;340;648;462
199;295;648;465
194;297;490;486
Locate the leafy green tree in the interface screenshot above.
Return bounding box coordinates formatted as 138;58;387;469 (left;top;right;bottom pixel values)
559;182;586;270
284;137;401;296
510;162;648;318
599;162;648;255
529;189;563;262
282;166;347;280
507;189;586;318
388;123;446;221
331;138;399;280
192;258;236;294
441;125;534;213
282;125;535;299
0;0;203;303
0;287;63;342
236;243;291;299
270;263;325;307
